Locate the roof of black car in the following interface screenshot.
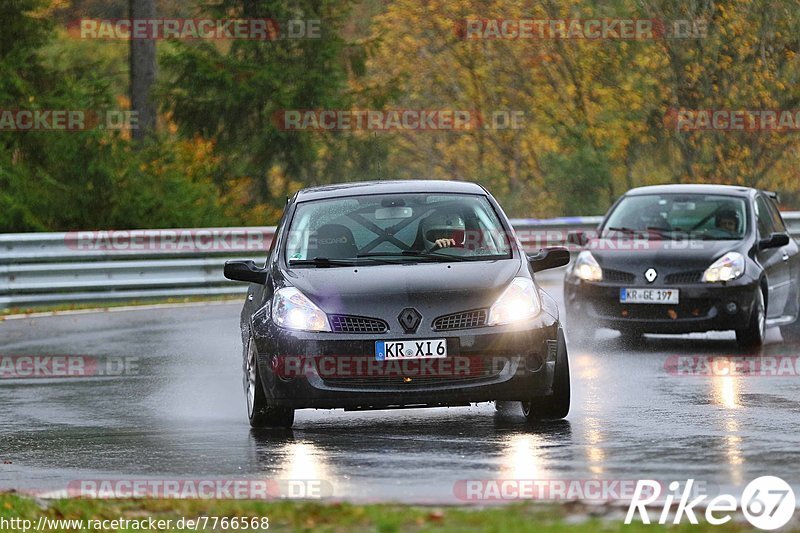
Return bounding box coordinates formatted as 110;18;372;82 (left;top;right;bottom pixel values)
294;180;486;201
624;184;754;197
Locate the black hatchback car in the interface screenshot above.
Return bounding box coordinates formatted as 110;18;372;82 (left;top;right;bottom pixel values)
564;184;800;348
224;180;571;428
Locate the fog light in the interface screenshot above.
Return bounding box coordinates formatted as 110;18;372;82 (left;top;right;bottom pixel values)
525;354;544;372
667;309;678;320
725;302;738;314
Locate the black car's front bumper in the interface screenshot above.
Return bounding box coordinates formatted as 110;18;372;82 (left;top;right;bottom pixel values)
253;319;562;410
564;276;759;333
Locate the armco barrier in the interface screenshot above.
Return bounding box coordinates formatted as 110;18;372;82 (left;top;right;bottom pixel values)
1;214;798;309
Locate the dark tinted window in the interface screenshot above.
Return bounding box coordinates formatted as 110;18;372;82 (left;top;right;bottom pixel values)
754;195;775;237
756;195;773;237
765;196;787;233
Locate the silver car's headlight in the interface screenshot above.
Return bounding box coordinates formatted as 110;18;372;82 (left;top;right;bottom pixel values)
574;251;603;282
487;277;542;325
702;252;745;283
272;287;331;332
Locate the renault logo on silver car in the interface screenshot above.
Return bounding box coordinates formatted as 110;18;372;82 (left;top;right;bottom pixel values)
644;268;658;283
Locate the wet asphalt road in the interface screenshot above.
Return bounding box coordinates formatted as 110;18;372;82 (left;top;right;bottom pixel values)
1;276;799;504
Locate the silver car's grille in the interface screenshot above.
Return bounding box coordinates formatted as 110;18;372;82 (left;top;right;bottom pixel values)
329;315;389;334
433;309;487;331
665;271;704;284
603;269;636;283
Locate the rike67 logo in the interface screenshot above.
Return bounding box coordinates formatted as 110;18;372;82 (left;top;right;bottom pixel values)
626;476;796;530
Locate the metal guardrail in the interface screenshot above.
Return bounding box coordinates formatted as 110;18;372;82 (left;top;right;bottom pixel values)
2;215;799;309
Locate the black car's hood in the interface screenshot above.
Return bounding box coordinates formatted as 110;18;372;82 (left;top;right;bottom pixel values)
282;259;521;319
587;238;741;281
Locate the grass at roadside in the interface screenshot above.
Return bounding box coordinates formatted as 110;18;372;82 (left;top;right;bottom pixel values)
0;295;243;318
0;493;782;532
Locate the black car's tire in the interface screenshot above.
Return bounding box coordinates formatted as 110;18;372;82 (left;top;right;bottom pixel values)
522;330;570;422
245;336;295;429
736;288;766;350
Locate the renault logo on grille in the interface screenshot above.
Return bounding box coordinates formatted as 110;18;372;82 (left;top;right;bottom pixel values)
398;308;422;333
645;268;658;283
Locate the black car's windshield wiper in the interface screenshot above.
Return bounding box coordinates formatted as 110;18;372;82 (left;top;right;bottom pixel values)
358;251;510;262
402;250;511;262
289;255;407;267
605;226;672;239
605;226;638;234
353;251;460;262
355;251;467;262
288;257;359;267
401;250;468;261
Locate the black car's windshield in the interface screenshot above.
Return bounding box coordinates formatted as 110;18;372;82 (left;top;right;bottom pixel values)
603;194;748;241
284;193;512;266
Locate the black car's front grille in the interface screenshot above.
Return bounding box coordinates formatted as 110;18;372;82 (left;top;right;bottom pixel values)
329;315;389;334
665;271;704;284
603;269;636;283
433;309;487;331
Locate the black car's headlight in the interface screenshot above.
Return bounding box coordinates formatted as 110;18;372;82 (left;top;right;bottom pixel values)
487;277;542;325
702;252;745;283
272;287;331;332
573;250;603;282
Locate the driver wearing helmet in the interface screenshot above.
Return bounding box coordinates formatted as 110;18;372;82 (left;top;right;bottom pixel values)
715;208;740;234
420;210;466;250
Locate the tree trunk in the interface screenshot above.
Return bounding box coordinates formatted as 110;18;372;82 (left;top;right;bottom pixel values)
129;0;156;140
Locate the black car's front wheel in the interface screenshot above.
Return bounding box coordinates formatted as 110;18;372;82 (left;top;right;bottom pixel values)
244;335;294;428
735;288;766;350
522;330;570;422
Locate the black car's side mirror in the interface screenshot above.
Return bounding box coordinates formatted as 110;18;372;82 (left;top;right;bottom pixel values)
529;247;571;272
566;230;589;247
224;260;268;284
758;233;791;250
